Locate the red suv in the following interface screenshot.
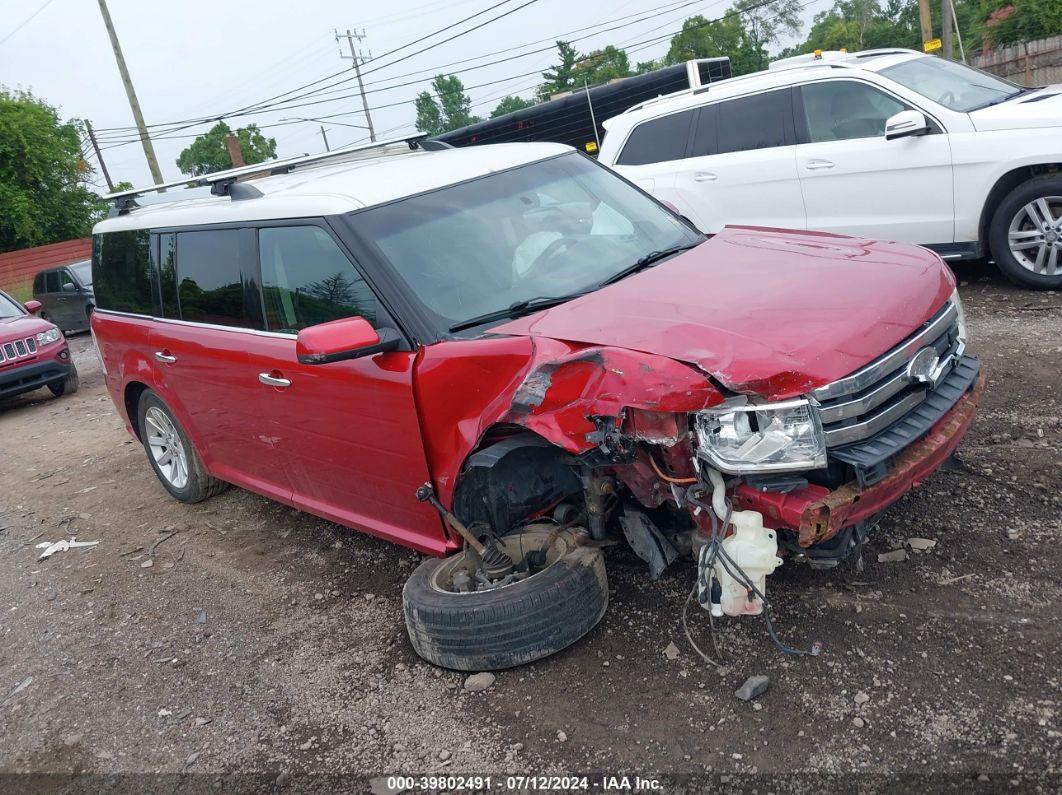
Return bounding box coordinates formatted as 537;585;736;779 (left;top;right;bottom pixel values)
91;139;982;670
0;289;79;401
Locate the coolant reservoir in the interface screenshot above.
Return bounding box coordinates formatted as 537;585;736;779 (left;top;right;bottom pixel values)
712;510;783;616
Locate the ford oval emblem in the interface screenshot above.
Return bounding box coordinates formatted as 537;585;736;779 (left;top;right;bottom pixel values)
906;347;940;387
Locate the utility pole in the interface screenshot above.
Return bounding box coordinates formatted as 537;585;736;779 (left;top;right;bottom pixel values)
336;28;376;142
85;120;115;192
916;0;933;48
96;0;164;186
225;133;246;168
940;0;953;60
320;126;331;152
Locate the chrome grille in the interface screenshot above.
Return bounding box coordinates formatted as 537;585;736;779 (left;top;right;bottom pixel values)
0;336;39;365
812;302;963;448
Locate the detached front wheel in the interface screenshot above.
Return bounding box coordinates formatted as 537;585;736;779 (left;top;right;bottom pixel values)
402;527;608;671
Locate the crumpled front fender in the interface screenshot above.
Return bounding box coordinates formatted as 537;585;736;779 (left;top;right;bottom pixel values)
414;335;723;506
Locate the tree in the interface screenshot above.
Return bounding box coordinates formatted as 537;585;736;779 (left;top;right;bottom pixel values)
575;45;633;85
979;0;1062;47
490;95;535;118
176;121;277;177
539;41;580;99
0;89;102;253
734;0;803;68
665;14;764;76
414;75;481;135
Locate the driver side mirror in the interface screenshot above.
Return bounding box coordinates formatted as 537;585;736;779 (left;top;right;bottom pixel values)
24;299;42;314
62;282;79;293
885;110;930;141
296;316;401;365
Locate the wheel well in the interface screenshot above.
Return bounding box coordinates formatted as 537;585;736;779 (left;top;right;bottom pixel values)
123;381;149;439
979;163;1062;255
452;430;582;534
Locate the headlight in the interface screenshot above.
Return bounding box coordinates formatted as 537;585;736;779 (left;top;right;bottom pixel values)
36;327;61;345
950;288;967;346
694;398;827;474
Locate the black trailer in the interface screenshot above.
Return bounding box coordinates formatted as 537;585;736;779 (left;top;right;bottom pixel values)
435;58;731;154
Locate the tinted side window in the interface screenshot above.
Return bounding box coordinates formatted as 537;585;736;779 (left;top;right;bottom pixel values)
175;229;258;328
58;269;76;290
716;89;792;154
690;104;718;157
93;231;157;314
799;81;907;142
616;109;695;166
158;233;179;319
33;272;44;293
259;226;377;333
45;271;59;292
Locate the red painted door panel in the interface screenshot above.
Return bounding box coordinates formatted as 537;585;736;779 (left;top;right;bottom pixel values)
239;333;448;555
148;322;293;505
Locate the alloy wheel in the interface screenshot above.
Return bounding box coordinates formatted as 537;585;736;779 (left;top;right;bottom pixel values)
1008;196;1062;276
145;406;189;489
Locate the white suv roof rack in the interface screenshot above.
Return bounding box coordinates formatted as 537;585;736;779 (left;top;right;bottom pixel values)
106;133;440;212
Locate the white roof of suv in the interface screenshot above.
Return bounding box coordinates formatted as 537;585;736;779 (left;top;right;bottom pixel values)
601;48;925;132
94;141;571;233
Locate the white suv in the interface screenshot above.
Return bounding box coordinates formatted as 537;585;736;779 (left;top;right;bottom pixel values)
598;49;1062;289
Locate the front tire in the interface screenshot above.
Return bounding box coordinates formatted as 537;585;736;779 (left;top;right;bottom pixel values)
989;175;1062;289
403;528;608;671
137;390;228;503
47;365;79;397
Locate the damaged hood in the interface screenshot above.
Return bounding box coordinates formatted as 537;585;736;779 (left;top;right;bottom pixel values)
493;227;954;400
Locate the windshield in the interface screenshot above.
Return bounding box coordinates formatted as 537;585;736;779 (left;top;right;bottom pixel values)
0;292;25;319
71;260;92;286
880;56;1022;112
350;152;701;332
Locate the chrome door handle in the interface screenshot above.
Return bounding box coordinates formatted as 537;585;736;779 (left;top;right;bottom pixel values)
258;373;291;388
693;171;718;182
804;159;835;170
154;351;176;363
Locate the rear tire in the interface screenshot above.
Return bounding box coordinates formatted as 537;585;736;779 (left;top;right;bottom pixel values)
402;528;608;671
47;365;79;397
989;175;1062;290
137;390;228;503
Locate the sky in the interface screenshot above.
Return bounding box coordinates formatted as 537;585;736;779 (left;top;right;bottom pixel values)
0;0;827;190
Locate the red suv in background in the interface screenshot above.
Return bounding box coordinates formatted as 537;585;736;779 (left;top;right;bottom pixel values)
0;289;79;401
91;139;983;671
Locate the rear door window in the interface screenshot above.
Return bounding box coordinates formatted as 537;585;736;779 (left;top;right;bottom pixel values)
258;225;378;333
616;109;695;166
174;229;260;328
690;104;719;157
716;89;794;154
44;271;59;292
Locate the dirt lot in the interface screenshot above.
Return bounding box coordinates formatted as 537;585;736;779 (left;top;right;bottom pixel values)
0;266;1059;794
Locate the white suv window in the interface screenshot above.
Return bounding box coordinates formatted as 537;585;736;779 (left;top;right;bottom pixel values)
616;110;695;166
799;81;907;142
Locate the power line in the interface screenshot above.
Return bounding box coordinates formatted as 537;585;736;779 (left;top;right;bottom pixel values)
94;0;804;151
92;0;537;134
0;0;58;47
92;0;708;143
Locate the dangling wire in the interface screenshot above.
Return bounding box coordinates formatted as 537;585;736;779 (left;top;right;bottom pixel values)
685;482;822;659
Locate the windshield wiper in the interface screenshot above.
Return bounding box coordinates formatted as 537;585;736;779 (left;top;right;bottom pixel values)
598;242;700;287
448;293;586;333
970;86;1037;111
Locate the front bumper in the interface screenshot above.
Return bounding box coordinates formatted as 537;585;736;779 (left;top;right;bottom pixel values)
0;356;72;400
732;368;985;548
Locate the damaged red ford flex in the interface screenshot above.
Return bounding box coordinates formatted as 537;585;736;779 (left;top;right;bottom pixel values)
91;138;982;670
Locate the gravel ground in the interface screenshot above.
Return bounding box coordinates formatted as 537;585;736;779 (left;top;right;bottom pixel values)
0;266;1059;794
